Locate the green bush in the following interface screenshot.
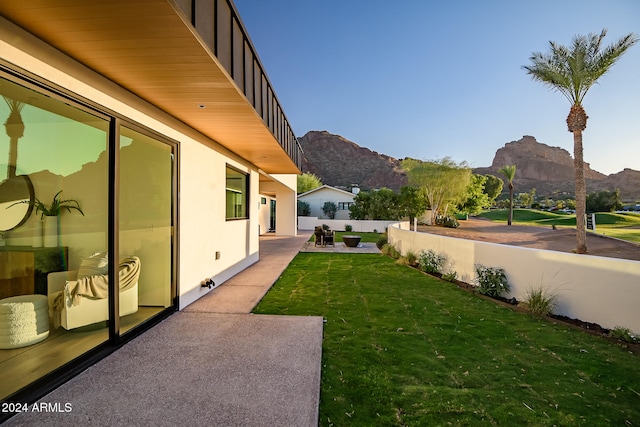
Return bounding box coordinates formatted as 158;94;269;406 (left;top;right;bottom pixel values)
376;235;388;249
381;243;401;259
396;251;418;267
610;326;638;344
524;286;559;316
297;200;311;216
417;249;446;274
344;224;353;232
404;250;417;266
442;271;458;282
435;215;460;228
474;264;510;297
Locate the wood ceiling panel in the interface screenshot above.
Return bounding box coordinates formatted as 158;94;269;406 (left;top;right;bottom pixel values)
0;0;299;174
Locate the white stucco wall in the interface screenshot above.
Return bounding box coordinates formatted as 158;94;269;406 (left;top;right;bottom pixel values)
388;222;640;334
297;217;396;233
0;19;294;310
258;194;275;235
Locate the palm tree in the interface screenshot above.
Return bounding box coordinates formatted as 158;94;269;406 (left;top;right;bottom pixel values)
498;165;516;225
523;29;637;253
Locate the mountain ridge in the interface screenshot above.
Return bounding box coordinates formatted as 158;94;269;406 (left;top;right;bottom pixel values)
298;131;640;201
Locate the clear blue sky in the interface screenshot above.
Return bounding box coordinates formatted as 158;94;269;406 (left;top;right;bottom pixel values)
234;0;640;175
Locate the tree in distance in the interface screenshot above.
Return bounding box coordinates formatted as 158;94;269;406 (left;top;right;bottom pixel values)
498;165;516;225
297;172;322;194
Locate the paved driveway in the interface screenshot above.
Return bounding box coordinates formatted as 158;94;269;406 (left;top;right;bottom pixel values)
418;218;640;261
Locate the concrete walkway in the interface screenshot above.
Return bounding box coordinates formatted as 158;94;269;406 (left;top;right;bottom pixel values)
6;233;321;427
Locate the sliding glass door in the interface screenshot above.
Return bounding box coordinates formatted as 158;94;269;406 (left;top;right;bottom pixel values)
0;72;176;402
119;126;175;333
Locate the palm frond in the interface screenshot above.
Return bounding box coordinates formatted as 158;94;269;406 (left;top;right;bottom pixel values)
522;29;638;106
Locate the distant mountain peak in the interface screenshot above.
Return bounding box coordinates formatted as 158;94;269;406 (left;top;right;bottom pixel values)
298;131;407;191
299;131;639;201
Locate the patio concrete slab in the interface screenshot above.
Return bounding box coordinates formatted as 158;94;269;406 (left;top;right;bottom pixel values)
300;241;381;254
185;233;311;314
6;232;322;427
6;312;323;427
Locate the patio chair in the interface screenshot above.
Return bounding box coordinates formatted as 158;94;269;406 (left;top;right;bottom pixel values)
314;227;325;247
323;230;335;247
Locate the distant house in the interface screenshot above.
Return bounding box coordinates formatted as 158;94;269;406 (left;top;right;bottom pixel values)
298;185;357;220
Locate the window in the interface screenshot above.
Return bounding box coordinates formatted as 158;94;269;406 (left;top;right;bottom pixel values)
338;202;353;210
226;166;248;219
0;71;177;403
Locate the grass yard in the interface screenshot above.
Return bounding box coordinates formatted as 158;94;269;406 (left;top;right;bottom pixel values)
479;209;640;243
253;253;640;426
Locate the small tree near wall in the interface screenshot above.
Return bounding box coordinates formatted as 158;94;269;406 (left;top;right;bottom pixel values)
322;201;337;219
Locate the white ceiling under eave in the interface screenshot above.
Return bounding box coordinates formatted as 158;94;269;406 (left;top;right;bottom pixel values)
0;0;300;174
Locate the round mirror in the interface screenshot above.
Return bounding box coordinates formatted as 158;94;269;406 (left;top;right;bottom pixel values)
0;174;35;231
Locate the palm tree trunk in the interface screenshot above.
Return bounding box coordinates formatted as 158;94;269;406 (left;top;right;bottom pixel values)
508;184;514;226
573;130;588;253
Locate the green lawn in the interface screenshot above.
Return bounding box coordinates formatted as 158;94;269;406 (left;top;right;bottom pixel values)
479;209;640;243
253;253;640;426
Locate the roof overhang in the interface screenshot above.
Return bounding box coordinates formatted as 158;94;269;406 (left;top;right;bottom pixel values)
0;0;300;174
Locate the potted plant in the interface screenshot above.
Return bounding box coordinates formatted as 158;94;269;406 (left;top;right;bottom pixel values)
13;190;84;247
31;190;84;219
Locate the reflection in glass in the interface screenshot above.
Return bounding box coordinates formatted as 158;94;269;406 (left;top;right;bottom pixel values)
0;76;109;400
119;126;174;333
0;96;34;231
0;174;34;231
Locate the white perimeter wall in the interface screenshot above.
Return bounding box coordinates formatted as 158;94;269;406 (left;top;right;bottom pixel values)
298;217;396;233
388;222;640;334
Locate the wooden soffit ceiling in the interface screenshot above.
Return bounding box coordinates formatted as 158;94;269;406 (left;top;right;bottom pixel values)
0;0;299;174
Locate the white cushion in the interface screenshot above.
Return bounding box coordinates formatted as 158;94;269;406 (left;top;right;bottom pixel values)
77;252;108;279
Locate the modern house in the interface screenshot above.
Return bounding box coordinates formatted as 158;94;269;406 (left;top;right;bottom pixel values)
0;0;300;415
298;185;356;220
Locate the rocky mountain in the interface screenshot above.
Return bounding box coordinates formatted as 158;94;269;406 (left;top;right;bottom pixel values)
298;130;408;191
298;131;640;201
474;136;640;201
593;169;640;199
474;135;603;196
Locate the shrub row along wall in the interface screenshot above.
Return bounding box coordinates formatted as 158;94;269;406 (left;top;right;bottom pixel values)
297;217;396;233
388;222;640;334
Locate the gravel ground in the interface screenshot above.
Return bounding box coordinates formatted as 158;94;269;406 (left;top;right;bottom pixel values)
418;217;640;261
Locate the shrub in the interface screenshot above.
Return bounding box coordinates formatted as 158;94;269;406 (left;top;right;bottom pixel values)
395;256;410;266
474;264;510;297
322;201;337;219
381;243;400;259
396;251;418;267
442;271;458;283
610;326;638;344
418;249;446;274
297;200;310;216
344;224;353;232
524;286;559;316
435;215;459;228
404;250;417;266
376;235;388;250
443;216;459;228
